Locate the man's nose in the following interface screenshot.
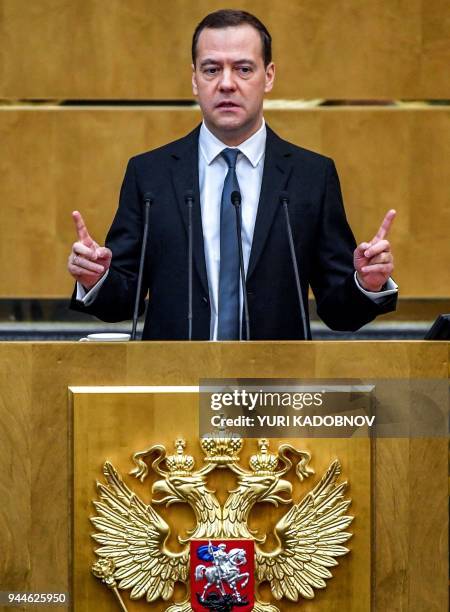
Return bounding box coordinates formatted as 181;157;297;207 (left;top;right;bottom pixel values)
218;68;237;91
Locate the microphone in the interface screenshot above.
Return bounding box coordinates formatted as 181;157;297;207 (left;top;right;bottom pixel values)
184;190;194;341
231;190;250;340
279;191;310;340
131;191;153;341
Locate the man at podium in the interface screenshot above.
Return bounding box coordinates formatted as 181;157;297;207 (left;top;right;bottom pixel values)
68;9;397;340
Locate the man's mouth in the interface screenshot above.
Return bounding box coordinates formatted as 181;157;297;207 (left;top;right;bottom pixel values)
216;101;240;109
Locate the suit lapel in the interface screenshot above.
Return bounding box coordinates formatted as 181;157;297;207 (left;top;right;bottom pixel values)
247;126;293;281
170;126;209;296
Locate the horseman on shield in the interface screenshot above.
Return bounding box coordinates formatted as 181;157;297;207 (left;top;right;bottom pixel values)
209;542;230;579
194;541;250;605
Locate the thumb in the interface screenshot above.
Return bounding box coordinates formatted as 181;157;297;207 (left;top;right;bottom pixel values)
96;246;111;259
354;242;371;258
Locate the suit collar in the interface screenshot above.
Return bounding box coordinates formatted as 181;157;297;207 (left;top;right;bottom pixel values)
199;120;266;168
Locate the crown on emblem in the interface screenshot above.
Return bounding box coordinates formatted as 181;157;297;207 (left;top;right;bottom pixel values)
200;432;243;464
249;439;279;474
165;439;195;475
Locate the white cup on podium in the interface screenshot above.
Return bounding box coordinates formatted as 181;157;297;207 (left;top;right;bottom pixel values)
79;333;131;342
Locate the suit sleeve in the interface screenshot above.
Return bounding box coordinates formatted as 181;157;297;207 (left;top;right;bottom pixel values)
70;158;147;322
309;159;396;331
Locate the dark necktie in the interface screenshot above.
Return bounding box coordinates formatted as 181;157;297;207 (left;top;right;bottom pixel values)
218;148;241;340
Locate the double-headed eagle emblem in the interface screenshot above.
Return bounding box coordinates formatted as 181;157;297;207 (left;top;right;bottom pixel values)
91;436;353;611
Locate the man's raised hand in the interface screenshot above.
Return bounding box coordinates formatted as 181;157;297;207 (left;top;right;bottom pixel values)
354;209;396;292
67;211;112;290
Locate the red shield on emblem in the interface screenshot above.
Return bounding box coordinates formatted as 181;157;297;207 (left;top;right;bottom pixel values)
190;539;255;612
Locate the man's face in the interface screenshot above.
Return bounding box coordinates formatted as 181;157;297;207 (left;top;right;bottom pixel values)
192;24;275;145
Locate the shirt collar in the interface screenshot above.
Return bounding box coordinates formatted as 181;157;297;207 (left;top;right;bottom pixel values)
199;119;266;168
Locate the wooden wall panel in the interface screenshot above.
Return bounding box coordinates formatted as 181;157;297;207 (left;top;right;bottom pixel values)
0;341;447;610
269;107;450;300
0;0;449;100
0;345;32;592
0;106;448;299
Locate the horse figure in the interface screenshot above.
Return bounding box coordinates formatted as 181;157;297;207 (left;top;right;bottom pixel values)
195;547;250;602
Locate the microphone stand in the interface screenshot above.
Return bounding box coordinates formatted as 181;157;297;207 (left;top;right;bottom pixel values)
184;190;194;340
131;192;152;340
279;191;310;340
231;190;250;340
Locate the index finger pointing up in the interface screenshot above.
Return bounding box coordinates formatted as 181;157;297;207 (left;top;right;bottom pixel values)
72;210;94;247
373;209;396;242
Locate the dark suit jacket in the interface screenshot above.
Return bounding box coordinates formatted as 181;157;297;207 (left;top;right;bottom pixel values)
71;125;396;339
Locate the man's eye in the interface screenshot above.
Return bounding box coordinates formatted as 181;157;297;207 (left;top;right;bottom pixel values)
204;67;218;75
238;66;252;75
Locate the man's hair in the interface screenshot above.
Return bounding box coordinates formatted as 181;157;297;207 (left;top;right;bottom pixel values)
192;9;272;67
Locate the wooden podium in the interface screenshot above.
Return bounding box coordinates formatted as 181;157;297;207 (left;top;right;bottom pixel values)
0;341;448;611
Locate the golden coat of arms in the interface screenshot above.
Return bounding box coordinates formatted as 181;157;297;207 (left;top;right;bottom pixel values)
90;435;352;611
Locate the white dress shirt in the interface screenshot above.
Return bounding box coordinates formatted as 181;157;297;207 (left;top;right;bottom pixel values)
77;118;397;338
198;120;266;339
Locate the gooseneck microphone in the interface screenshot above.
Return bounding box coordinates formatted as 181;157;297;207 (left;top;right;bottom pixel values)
184;190;194;341
131;191;153;341
231;190;250;340
279;191;310;340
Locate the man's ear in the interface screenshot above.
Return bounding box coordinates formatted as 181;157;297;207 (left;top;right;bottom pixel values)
192;64;198;96
264;62;275;94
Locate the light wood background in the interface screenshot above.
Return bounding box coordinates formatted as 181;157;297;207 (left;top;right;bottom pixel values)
0;106;449;299
0;0;449;302
0;0;448;99
0;341;448;610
